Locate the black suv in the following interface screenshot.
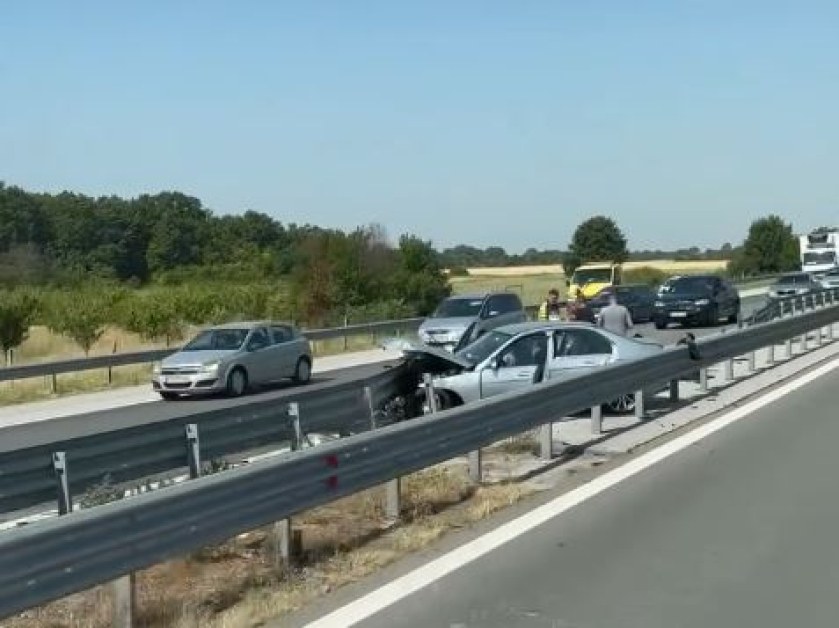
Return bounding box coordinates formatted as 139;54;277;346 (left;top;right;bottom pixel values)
653;275;740;329
588;284;657;323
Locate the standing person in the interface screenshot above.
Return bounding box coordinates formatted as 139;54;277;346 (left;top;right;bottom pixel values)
598;293;633;336
569;292;595;323
538;288;563;321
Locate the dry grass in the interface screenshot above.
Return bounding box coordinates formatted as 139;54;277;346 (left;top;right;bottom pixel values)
0;327;387;407
3;466;534;628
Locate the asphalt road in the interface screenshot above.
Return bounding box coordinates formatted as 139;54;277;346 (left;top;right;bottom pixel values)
334;362;839;628
0;360;398;452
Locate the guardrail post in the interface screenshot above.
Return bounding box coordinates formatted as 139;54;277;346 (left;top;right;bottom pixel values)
669;379;679;401
422;373;437;413
49;372;58;394
288;402;303;451
634;389;645;419
699;367;709;392
366;385;401;521
343;315;349;351
767;343;776;364
784;336;792;358
185;424;201;479
747;351;756;372
52;451;72;515
799;329;808;353
112;573;136;627
539;422;552;460
723;359;734;382
272;518;301;575
591;404;602;434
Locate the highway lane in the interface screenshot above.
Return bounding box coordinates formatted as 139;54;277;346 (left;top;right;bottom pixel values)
0;359;400;452
322;359;839;628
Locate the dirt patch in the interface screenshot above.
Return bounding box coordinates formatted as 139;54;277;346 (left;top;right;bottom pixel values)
1;465;536;628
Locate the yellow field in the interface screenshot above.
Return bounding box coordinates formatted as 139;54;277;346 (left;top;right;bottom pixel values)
461;259;727;277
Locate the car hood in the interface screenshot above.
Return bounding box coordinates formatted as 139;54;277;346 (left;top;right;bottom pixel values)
400;343;473;370
419;317;474;332
162;349;237;367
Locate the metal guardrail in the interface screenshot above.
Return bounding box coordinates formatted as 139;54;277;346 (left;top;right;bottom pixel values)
0;290;838;619
0;318;424;383
0;362;413;515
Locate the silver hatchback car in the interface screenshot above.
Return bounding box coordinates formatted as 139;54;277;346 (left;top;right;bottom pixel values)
152;321;313;400
403;321;664;414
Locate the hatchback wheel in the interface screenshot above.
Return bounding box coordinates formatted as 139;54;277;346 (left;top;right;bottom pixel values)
605;393;636;414
292;357;312;384
226;368;248;397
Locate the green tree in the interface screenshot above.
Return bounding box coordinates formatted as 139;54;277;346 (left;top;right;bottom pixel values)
394;235;450;315
117;292;185;347
45;289;120;356
728;215;799;276
563;216;628;275
0;290;39;365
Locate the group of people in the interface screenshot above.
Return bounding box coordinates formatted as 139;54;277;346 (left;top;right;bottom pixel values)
537;288;633;336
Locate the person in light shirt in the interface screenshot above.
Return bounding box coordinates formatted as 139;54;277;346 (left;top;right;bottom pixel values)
597;293;633;336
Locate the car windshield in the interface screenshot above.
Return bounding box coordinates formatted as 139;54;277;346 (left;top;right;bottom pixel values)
659;277;714;294
431;297;484;318
803;251;836;265
183;328;249;351
777;273;811;285
455;330;513;365
571;268;612;285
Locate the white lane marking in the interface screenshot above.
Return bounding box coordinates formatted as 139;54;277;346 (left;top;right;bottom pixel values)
305;356;839;627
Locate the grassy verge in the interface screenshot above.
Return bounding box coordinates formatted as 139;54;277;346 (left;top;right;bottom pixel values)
5;465;535;628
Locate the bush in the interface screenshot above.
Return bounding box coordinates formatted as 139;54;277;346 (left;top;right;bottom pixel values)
624;266;668;287
44;288;122;355
117;291;185;347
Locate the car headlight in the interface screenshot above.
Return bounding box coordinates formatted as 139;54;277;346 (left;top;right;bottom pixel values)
654;301;664;307
152;362;162;375
695;298;710;305
199;361;220;374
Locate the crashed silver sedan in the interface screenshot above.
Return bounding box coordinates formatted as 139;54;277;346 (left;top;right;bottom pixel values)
401;321;665;414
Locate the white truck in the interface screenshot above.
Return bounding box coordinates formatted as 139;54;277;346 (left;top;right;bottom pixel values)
799;229;839;278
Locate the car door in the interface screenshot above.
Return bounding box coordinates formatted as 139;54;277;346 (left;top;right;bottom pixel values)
479;332;549;399
269;324;296;378
241;327;272;384
547;328;613;381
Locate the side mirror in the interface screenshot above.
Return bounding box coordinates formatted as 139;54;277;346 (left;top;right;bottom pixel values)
488;310;500;317
487;358;499;371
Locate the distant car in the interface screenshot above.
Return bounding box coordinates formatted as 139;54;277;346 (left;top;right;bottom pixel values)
417;292;527;352
768;272;821;300
588;284;657;323
653;275;740;329
819;268;839;289
403;321;664;414
152;321;313;400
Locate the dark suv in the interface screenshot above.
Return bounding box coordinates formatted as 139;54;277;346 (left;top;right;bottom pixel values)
418;292;527;352
653;275;740;329
588;284;657;323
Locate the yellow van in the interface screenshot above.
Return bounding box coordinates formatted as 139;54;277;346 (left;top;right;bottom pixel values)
567;262;623;299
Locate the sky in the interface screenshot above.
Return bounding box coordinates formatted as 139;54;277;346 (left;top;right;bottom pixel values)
2;1;838;252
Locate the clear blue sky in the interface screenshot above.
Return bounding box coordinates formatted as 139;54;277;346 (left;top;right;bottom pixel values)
2;1;837;252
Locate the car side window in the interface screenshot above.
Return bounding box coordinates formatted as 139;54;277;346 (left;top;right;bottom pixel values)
270;325;293;344
499;294;522;313
558;329;613;357
483;295;503;317
496;334;547;368
248;328;270;351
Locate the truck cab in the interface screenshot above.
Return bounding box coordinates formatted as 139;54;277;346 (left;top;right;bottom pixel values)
567;262;623;300
800;230;839;279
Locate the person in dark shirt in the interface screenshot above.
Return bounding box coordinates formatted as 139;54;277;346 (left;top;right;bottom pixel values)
569;292;595;323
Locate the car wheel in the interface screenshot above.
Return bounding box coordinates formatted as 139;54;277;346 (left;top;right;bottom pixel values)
292;357;312;384
705;305;719;327
159;392;179;401
225;367;248;397
604;393;636;414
